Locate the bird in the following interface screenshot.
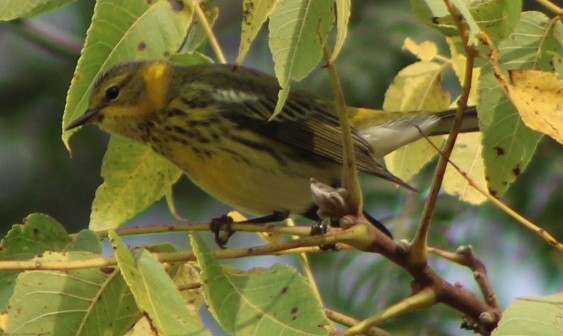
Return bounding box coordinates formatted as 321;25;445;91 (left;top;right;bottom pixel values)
66;60;479;243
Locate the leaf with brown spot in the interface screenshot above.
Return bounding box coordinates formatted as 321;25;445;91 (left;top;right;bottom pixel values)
63;0;194;147
191;232;332;335
493;146;505;157
111;232;207;335
477;12;557;196
235;0;278;66
513;164;521;176
5;251;141;335
507;69;563;145
168;0;184;11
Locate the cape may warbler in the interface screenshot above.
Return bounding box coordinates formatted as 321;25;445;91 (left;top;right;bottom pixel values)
66;60;478;238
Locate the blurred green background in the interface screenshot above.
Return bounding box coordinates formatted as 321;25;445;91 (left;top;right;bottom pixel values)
0;1;561;334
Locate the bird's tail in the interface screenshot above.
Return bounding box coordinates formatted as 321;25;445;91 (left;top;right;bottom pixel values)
349;106;479;158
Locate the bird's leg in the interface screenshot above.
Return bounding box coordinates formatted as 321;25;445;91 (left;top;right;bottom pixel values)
310;218;338;251
309;178;393;238
210;211;290;248
211;214;234;248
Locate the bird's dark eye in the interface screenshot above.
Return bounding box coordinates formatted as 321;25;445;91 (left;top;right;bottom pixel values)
105;85;120;101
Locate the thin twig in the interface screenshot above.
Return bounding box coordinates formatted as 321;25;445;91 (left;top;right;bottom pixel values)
75;222;313;239
193;0;226;64
422;136;563;251
0;227;363;271
325;309;390;336
534;0;562;15
322;46;363;215
342;288;437;335
287;217;325;309
324;309;360;328
428;246;500;310
8;20;82;60
408;0;477;267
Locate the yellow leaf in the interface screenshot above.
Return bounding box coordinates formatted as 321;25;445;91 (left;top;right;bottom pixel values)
165;184;185;220
476;12;552;198
227;211;247;222
173;263;204;311
447;37;480;105
383;61;451;181
507;69;563;145
402;37;438;62
443;133;486;204
386;137;445;181
227;211;283;244
383;61;450;111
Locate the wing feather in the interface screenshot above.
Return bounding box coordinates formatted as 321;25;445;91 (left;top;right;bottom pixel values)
183;64;411;189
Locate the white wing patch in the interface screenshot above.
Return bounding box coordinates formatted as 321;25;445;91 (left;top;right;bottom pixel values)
212;89;260;103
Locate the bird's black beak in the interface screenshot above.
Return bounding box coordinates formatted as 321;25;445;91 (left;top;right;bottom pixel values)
66;109;100;131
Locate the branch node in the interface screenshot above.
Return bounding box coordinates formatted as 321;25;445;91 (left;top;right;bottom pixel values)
397;239;411;253
455;245;473;255
479;311;495;325
339;215;357;229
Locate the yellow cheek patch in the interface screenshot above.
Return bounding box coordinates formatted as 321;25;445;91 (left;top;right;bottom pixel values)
142;62;170;111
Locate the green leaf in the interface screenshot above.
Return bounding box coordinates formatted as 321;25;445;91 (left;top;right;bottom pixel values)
182;6;219;53
63;0;194;148
5;251;140;335
165;183;185;221
65;229;102;253
0;214;70;255
0;214;70;311
169;51;214;65
190;232;332;335
268;0;334;119
271;85;291;121
90;137;181;230
448;0;483;45
235;0;278;66
478;12;562;197
493;293;563;336
329;0;351;63
469;0;521;40
382;61;451;181
551;52;563;76
110;231;208;335
267;0;335;120
0;0;76;20
412;0;520;42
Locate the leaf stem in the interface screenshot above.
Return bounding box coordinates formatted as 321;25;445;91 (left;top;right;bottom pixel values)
423;140;563;251
409;0;476;267
193;0;226;64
